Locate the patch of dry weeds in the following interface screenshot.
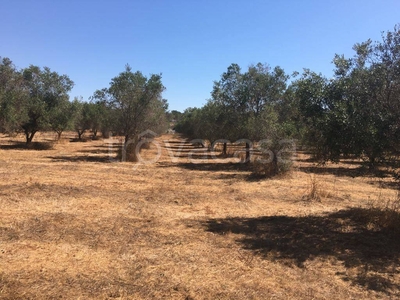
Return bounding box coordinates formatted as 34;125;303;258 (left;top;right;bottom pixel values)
0;133;399;299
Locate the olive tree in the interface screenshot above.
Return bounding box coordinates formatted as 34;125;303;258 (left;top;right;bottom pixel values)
0;61;74;144
0;57;27;134
93;65;167;161
210;63;289;162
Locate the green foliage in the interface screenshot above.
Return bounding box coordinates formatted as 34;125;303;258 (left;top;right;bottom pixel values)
90;88;116;138
50;98;75;139
174;107;202;138
110;66;166;140
292;24;400;165
290;70;330;158
0;57;26;133
0;59;74;144
176;62;291;164
92;65;168;161
21;65;74;143
174;22;400;174
71;97;92;140
253;138;294;177
167;110;183;124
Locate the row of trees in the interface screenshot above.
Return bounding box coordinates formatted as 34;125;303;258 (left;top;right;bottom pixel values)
176;24;400;169
176;63;293;162
2;24;399;168
294;25;400;165
0;62;169;152
0;60;74;143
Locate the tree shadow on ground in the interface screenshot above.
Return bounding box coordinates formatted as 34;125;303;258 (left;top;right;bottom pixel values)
200;208;400;295
175;162;252;172
47;155;115;163
79;148;120;154
298;165;393;178
69;138;92;143
91;144;122;149
0;142;54;151
367;180;400;190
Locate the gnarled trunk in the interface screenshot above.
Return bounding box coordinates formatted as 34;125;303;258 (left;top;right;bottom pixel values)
56;130;63;140
25;130;37;145
77;129;85;140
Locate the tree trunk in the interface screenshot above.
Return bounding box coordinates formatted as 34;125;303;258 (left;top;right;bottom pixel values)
57;131;62;140
245;142;251;163
368;156;376;170
25;130;36;145
102;130;110;139
272;150;278;176
223;142;227;156
123;135;139;162
77;130;85;140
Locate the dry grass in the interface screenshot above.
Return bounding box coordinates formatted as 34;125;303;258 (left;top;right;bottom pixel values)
301;174;333;202
1;132;399;299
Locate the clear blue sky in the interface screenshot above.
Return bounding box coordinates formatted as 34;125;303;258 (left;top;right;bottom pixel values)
1;0;399;112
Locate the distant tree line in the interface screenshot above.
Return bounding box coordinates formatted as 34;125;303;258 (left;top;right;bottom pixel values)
0;62;169;154
175;24;400;170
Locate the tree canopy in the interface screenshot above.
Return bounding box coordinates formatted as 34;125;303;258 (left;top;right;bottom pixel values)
175;24;400;172
0;59;74;144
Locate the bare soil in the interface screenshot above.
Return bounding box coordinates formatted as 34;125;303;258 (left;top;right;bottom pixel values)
0;132;399;299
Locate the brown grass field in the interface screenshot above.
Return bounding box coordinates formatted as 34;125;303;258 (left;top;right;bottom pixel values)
0;132;399;299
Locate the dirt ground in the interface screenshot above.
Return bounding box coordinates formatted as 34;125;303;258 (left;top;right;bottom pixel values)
0;132;399;299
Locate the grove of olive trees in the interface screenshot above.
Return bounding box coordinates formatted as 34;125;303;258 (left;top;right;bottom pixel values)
0;62;169;154
175;24;400;174
1;24;400;172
